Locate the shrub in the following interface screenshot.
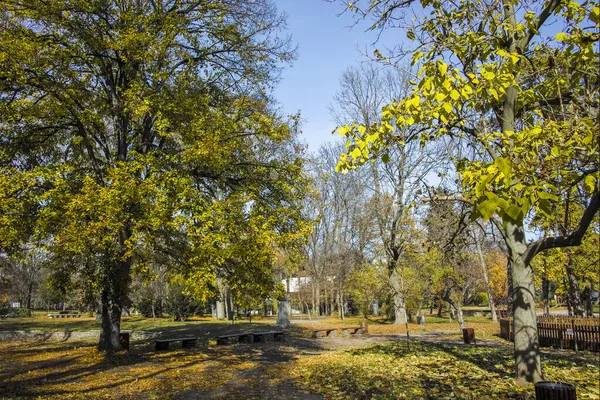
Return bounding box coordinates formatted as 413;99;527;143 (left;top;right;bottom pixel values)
164;283;199;321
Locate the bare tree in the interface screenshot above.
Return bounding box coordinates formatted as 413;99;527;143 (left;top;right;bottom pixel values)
330;64;447;324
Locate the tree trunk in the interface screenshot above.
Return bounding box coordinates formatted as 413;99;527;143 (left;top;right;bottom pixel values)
475;239;497;322
26;282;33;310
505;222;543;385
443;288;465;329
98;256;131;353
225;286;233;320
315;283;321;316
564;249;584;316
389;268;407;324
541;277;550;316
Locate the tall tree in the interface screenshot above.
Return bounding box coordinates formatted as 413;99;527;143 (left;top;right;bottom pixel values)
335;0;599;384
330;64;446;324
0;0;307;353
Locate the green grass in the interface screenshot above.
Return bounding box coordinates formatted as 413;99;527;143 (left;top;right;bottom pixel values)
0;312;275;334
289;341;600;400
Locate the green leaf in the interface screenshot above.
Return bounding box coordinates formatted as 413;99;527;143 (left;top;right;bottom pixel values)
538;191;559;201
477;198;497;220
584;175;597;193
537;199;552;218
505;204;522;221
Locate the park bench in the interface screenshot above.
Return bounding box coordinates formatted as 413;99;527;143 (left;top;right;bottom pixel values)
341;326;365;335
47;313;82;318
313;326;367;338
216;330;284;345
311;328;338;338
154;337;197;351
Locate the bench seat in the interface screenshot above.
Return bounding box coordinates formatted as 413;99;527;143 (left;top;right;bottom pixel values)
341;326;365;335
312;328;338;338
216;330;284;345
154;337;197;351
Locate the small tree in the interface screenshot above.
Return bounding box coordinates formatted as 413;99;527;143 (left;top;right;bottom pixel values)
164;281;199;322
347;263;385;318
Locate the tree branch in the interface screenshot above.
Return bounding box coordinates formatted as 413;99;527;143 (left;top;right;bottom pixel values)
525;190;600;264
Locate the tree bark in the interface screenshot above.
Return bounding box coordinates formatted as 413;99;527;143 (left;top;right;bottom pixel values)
98;254;131;353
564;249;584;316
26;282;33;310
389;268;407;324
314;282;320;317
505;222;543;385
541;277;550;316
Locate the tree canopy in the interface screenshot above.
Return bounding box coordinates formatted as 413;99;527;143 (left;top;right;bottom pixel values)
335;0;599;384
0;0;309;352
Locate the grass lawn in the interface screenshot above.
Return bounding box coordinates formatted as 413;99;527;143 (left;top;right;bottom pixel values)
288;340;600;400
1;314;598;399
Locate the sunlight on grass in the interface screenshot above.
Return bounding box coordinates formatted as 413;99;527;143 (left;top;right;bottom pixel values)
287;341;600;400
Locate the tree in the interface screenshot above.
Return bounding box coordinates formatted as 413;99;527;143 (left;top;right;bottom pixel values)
0;0;307;353
0;246;47;309
346;262;385;318
335;0;599;384
302;142;374;317
330;64;446;324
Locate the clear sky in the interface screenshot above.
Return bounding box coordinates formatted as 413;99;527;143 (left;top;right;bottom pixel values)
272;0;399;152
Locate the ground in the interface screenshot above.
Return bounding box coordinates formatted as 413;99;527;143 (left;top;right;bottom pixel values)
0;312;598;399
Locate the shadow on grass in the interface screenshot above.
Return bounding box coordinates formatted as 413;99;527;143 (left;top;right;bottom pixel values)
0;320;328;399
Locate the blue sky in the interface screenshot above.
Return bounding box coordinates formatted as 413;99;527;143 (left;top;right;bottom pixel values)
273;0;399;152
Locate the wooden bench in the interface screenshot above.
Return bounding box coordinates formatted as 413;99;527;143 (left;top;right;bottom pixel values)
341;326;365;335
312;328;338;338
154;337;197;351
216;330;284;345
47;313;83;318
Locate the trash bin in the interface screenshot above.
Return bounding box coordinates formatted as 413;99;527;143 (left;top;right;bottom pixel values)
119;332;130;350
462;328;475;344
534;381;576;400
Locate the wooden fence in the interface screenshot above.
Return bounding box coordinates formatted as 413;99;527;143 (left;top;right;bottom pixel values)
499;316;600;352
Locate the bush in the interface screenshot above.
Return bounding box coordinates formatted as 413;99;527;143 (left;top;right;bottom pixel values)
5;308;31;317
164;283;199;321
136;298;163;318
471;292;489;307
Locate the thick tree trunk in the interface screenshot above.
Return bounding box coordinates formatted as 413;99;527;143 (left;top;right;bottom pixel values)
505;222;543;385
389;268;407;324
225;286;233;320
98;257;131;353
